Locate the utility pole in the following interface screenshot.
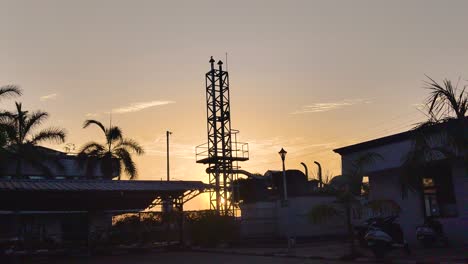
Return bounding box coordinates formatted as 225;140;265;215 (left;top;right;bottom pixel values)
167;131;172;181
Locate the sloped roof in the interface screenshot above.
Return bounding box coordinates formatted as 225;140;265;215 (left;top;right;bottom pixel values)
333;118;467;155
0;179;209;192
0;179;210;211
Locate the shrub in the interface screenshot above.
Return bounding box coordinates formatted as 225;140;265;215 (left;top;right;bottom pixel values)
186;210;239;247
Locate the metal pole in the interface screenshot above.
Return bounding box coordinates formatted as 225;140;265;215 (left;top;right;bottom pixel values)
300;162;308;180
281;155;290;252
167;131;172;181
282;160;288;201
314;161;322;189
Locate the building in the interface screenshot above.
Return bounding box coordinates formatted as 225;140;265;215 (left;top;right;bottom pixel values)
0;147;208;249
236;170;347;239
334;122;467;246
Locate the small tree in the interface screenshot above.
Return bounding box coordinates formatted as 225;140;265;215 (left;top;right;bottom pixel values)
401;76;467;207
308;152;382;259
78;119;144;179
0;102;66;178
0;85;22;161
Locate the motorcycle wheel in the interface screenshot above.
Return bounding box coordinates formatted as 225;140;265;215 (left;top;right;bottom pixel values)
370;241;388;259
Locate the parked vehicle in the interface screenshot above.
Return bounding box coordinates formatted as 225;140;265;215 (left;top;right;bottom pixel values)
416;217;448;248
354;217;380;247
364;215;410;259
0;236;20;255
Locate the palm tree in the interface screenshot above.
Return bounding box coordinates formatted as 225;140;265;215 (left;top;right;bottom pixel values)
308;152;383;259
401;76;467;194
0;85;22;154
0;102;66;178
78;119;144;180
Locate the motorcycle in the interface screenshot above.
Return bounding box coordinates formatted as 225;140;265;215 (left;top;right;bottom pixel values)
416;217;448;248
364;215;410;259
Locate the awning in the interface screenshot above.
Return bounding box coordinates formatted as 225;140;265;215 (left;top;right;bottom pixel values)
0;179;209;211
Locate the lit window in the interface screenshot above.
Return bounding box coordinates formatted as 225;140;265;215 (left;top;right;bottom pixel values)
423;163;458;218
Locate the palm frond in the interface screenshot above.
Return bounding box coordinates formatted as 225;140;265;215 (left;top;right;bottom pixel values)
114;147;137;180
114;138;144;155
0;85;22;99
78;141;106;155
83;119;106;133
424;76;467;120
106;126;123;144
23;111;49;137
30;127;66;145
0;111;16;124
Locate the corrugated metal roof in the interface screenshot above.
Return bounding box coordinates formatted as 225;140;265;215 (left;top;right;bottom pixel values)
0;179;209;192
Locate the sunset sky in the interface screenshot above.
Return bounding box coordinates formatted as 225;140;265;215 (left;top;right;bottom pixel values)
1;0;468;209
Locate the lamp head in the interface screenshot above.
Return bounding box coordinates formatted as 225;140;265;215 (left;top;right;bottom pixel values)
279;148;287;161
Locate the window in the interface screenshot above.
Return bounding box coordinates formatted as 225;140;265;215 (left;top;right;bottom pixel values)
423;163;458;218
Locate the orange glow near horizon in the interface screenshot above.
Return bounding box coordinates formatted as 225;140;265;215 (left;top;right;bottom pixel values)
1;0;466;210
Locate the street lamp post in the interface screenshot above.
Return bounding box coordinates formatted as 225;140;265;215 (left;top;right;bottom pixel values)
279;148;288;202
279;148;292;252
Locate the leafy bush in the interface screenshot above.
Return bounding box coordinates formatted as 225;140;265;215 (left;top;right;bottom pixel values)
186;210;239;247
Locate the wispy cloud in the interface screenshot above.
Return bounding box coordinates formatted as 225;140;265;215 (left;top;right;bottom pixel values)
40;93;58;101
85;100;175;118
143;135;194;160
291;99;371;114
85;113;100;118
112;100;175;114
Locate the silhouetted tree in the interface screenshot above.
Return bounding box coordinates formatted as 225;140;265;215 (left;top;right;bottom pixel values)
0;85;22;157
78;119;144;179
0;102;66;178
401;76;467;195
308;152;383;259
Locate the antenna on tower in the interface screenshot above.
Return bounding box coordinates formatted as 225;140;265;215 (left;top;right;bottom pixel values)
225;52;229;72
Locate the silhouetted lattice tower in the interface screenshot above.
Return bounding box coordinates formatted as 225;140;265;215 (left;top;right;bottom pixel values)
196;57;249;215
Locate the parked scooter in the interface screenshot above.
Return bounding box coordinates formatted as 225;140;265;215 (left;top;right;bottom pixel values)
354;217;380;247
416;217;448;248
364;215;410;259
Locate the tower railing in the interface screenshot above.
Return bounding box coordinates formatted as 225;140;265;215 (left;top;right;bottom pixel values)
195;141;249;164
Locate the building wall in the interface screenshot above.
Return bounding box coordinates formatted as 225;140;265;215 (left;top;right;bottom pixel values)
340;138;467;246
369;172;424;245
239;196;347;238
440;161;468;245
